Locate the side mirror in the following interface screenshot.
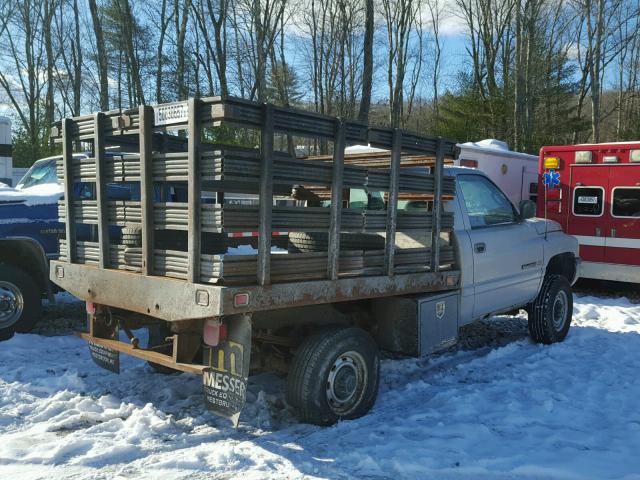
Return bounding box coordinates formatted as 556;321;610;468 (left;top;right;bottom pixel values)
518;199;536;221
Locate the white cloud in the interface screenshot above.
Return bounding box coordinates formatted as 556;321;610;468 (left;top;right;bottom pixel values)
439;15;467;37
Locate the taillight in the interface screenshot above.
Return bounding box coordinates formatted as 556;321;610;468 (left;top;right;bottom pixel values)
234;293;250;308
203;319;228;346
86;302;96;315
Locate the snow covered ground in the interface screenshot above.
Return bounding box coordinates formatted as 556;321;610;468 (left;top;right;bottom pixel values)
1;293;640;479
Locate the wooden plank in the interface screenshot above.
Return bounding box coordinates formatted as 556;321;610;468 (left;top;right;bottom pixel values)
139;105;154;275
257;104;274;286
431;139;445;272
77;332;207;374
328;119;345;280
94;112;109;268
384;129;402;275
62;118;76;263
304;151;455;168
188;98;202;283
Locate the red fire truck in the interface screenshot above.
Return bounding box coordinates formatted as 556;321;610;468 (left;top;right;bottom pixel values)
537;142;640;284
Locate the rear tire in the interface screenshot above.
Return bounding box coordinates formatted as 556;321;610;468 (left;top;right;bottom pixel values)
528;274;573;344
0;264;42;335
287;326;380;425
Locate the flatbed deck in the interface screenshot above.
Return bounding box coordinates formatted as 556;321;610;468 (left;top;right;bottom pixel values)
52;260;460;321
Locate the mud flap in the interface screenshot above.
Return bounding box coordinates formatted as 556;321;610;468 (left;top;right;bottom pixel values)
202;314;251;426
87;312;120;374
88;342;120;374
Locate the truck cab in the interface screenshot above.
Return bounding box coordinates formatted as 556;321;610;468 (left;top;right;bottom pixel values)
447;167;579;325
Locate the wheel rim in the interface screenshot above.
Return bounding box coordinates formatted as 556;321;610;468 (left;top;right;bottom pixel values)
0;281;24;330
326;351;368;416
552;290;568;331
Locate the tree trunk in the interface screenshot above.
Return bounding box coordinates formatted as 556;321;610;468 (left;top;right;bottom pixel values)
89;0;109;110
358;0;373;123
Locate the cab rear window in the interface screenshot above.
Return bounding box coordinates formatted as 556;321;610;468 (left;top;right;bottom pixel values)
612;188;640;218
573;187;604;216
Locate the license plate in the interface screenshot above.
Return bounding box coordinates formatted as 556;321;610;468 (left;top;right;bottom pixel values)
154;102;188;126
578;196;598;204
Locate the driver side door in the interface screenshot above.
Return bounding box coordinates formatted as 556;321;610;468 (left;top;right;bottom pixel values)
458;174;543;319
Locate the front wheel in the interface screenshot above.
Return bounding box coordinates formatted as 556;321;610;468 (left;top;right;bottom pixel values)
0;264;42;336
287;326;380;425
528;274;573;344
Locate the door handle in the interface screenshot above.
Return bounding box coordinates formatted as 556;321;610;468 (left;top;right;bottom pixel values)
474;242;486;253
611;228;616;238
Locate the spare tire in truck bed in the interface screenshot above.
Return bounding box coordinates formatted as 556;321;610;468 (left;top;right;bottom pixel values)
121;224;142;247
155;230;227;254
288;232;385;253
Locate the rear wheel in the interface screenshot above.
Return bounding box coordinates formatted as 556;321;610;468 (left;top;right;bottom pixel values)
287;326;380;425
528;274;573;344
0;264;41;335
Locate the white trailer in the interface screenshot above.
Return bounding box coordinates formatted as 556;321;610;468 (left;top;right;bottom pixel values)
455;139;538;206
0;117;12;186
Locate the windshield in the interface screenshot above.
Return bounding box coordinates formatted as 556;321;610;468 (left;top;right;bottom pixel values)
16;158;59;189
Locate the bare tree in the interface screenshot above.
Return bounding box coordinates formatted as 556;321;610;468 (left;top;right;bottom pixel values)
573;0;627;142
358;0;374;122
88;0;110;110
152;0;173;103
174;0;192;100
0;0;50;162
54;0;84;116
425;0;443;130
43;0;55;129
381;0;421;127
192;0;230;97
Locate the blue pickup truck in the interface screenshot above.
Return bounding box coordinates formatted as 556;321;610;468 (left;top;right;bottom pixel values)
0;153;134;340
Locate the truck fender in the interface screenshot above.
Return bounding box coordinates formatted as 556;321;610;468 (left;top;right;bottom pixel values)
0;236;54;303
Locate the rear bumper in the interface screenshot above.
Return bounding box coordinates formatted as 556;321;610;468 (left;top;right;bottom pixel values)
579;261;640;284
51;260;223;321
50;260;461;321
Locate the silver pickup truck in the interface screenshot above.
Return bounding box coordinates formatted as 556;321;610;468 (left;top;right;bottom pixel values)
49;97;579;427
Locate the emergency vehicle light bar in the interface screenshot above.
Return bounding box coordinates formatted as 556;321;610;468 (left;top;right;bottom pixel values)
544;157;560;169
